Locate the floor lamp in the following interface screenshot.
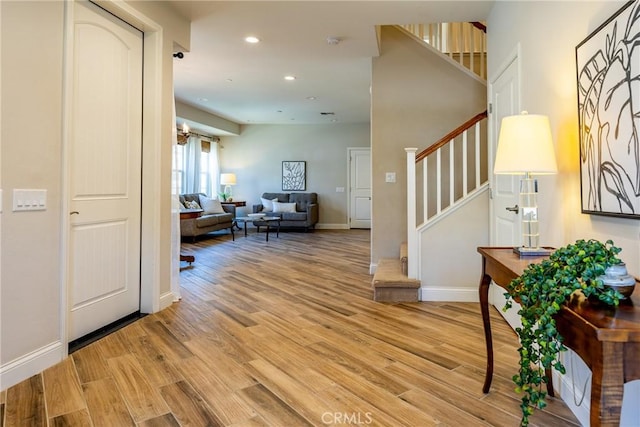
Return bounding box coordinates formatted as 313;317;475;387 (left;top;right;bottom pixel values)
493;112;557;256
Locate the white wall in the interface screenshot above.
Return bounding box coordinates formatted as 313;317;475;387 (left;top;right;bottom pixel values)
488;1;639;424
219;123;370;227
420;191;489;301
0;0;187;390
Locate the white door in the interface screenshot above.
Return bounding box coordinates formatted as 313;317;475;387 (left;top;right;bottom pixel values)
490;56;521;246
488;54;522;329
349;148;371;229
68;1;143;341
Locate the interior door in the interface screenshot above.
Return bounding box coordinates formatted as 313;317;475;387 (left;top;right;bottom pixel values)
349;148;371;229
490;57;521;247
68;1;143;341
489;54;522;329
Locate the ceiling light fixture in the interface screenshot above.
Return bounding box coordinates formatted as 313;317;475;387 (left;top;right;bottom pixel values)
284;75;296;81
244;36;260;43
326;36;341;45
306;96;317;100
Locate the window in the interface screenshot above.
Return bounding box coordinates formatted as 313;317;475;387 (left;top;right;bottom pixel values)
173;135;219;196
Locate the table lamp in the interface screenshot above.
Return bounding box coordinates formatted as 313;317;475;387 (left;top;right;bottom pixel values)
494;111;557;256
220;173;237;200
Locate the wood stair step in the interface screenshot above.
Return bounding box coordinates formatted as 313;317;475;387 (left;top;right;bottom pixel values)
372;258;420;302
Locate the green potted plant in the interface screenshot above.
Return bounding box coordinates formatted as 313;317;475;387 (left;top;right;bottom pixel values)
503;239;624;426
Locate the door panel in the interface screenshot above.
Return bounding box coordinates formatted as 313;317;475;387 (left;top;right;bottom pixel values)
349;148;371;229
69;1;142;341
489;54;522;330
490;58;521;246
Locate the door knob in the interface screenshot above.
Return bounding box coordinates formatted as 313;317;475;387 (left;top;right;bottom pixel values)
505;205;519;214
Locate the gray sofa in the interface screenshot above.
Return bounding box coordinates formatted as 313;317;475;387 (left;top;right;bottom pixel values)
253;192;318;231
179;193;235;241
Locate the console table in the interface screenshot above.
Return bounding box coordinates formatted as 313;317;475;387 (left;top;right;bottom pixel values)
478;247;639;427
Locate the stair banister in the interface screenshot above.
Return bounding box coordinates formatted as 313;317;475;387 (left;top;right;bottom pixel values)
405;148;418;279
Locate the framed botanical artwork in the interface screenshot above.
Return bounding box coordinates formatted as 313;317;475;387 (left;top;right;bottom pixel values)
576;0;639;218
282;161;306;191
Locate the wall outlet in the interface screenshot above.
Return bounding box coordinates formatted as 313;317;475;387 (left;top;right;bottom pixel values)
385;172;396;183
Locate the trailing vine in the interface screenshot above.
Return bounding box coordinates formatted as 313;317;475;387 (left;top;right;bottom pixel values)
503;239;623;426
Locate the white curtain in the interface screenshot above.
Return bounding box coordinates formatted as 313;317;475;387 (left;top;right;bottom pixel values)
210;140;220;198
183;135;202;194
170;94;182;302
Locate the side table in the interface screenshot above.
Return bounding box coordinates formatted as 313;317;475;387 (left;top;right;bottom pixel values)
477;247;640;427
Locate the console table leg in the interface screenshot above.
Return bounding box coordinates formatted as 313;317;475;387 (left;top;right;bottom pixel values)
479;271;494;394
590;342;624;427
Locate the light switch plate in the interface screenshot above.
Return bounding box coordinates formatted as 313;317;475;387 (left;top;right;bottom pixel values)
336;187;345;193
385;172;396;183
13;189;47;211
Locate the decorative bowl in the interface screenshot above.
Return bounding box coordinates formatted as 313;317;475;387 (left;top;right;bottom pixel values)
248;213;265;218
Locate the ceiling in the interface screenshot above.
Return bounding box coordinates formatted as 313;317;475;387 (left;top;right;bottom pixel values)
169;1;494;134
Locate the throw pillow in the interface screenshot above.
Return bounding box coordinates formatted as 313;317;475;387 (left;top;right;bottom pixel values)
261;197;278;212
184;200;201;210
199;195;225;214
273;201;296;213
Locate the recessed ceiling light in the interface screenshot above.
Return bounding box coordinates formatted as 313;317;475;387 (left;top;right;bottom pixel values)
197;98;208;102
226;78;233;82
306;96;317;100
284;75;296;81
245;36;260;43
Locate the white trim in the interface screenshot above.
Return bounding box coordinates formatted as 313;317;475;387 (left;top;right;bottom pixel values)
553;365;590;427
370;262;378;275
0;341;64;390
420;286;478;302
160;291;177;310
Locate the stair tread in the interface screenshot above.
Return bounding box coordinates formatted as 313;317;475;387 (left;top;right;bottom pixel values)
372;258;420;288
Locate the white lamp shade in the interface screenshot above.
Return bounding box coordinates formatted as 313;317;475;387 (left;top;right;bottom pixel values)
494;113;558;175
220;173;237;185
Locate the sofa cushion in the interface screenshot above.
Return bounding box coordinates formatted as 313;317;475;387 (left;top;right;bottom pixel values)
273;201;297;213
199;195;225;214
184;200;201;210
260;197;279;212
195;213;233;228
281;212;307;221
289;192;318;212
261;192;289;203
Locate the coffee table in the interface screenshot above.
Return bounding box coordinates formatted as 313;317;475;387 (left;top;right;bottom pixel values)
234;216;281;242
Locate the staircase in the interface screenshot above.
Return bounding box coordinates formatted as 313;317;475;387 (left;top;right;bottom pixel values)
371;22;489;303
371;242;420;302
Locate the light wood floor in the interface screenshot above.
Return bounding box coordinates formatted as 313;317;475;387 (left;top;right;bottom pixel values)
1;229;579;426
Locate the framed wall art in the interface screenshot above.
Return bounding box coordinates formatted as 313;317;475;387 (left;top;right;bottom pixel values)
282;161;306;191
576;0;639;218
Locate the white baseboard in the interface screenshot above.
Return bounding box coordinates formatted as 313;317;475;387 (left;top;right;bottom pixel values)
553;367;590;427
315;223;349;230
420;286;479;302
0;341;64;390
159;291;176;310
